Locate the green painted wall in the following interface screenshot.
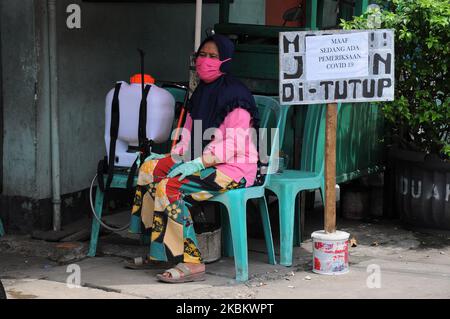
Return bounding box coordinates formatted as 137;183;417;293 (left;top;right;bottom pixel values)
54;0;219;195
0;0;40;198
0;0;268;231
1;0;221;200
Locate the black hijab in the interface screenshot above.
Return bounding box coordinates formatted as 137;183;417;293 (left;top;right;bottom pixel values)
187;34;259;159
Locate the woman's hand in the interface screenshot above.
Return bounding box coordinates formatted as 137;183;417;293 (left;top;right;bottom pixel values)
167;157;205;181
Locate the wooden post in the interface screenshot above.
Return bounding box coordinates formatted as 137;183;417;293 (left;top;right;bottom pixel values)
324;103;337;233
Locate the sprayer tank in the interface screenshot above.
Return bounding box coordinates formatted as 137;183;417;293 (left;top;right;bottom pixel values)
105;81;175;167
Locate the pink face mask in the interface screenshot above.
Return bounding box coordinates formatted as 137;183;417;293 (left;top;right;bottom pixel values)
196;57;231;83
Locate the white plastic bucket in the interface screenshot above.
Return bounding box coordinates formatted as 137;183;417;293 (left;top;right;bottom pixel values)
311;230;350;275
197;228;221;264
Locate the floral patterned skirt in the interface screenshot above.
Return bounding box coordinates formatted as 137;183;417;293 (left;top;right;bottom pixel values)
130;156;245;264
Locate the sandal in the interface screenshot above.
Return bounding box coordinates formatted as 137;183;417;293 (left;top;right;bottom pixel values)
156;263;206;283
124;257;173;270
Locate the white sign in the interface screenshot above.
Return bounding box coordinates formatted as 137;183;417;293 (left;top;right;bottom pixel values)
305;32;369;81
279;29;395;105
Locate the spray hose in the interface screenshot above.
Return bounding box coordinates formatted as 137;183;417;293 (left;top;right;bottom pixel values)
89;174;130;232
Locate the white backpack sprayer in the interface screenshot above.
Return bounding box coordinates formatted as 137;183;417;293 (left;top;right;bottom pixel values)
90;50;179;232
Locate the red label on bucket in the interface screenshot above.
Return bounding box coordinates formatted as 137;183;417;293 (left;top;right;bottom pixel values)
314;257;321;270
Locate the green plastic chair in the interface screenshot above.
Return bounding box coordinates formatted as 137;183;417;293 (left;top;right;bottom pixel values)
88;92;280;282
266;103;341;267
207;95;283;282
0;219;5;237
161;84;187;103
153;85;188;154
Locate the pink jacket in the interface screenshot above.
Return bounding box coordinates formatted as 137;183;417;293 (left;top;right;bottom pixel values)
172;108;258;187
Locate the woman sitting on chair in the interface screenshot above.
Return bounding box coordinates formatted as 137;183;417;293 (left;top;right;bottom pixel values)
128;34;259;283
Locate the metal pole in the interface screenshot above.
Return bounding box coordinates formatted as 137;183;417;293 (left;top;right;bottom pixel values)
219;0;230;24
306;0;318;30
194;0;203;51
48;0;61;231
355;0;369;16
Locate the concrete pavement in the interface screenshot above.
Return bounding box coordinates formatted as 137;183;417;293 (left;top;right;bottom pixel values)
1;215;450;299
